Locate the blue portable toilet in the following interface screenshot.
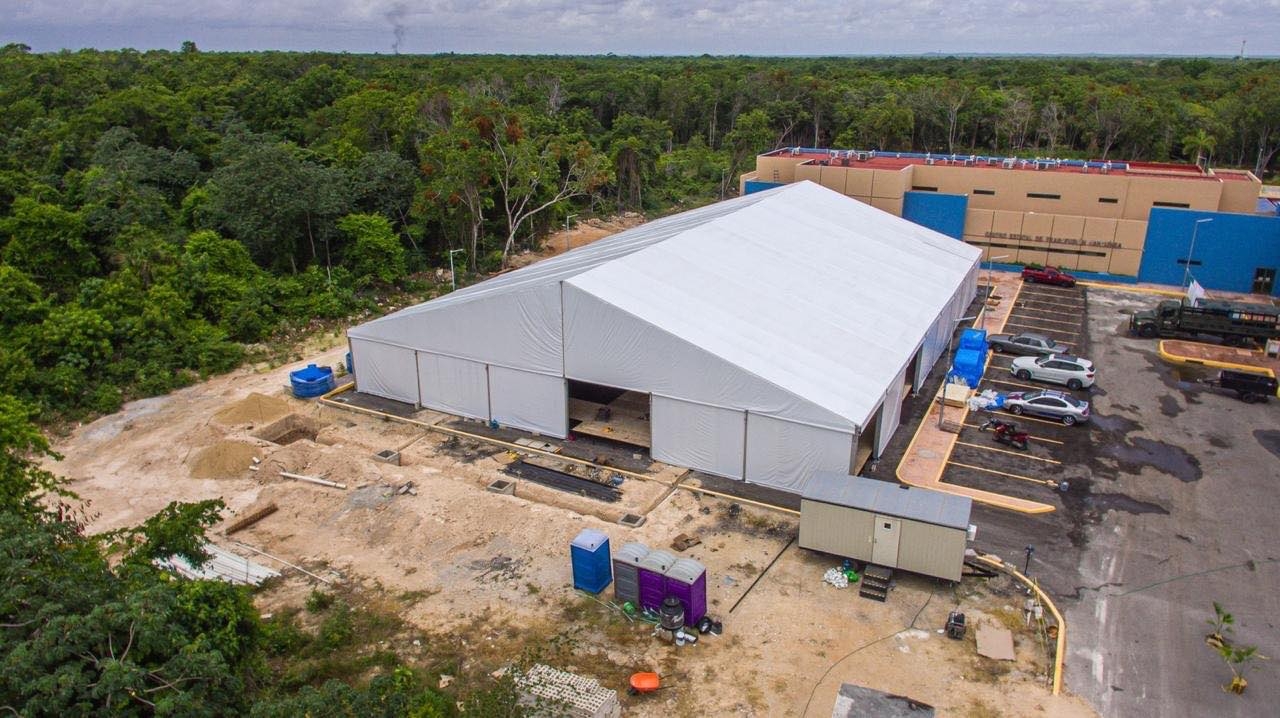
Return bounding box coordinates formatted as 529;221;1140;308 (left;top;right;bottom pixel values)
570;529;612;594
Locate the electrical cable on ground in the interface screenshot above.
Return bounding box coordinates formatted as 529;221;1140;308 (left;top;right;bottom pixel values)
799;587;936;718
1112;557;1278;597
728;536;796;615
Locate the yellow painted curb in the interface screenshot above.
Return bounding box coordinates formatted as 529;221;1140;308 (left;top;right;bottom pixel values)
973;554;1066;696
1076;280;1185;297
1156;341;1279;397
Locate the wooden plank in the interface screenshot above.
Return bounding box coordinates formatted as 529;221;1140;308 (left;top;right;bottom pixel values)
571;414;652;447
224;502;278;535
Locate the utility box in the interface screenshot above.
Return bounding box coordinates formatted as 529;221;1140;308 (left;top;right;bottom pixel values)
799;473;972;582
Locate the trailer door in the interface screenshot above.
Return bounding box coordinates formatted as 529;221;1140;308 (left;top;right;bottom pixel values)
872;515;901;566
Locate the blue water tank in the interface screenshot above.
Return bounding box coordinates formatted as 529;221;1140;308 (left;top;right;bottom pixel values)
345;351;353;373
570;528;612;594
290;364;336;398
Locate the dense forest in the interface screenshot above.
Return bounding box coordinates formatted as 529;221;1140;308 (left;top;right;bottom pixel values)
3;46;1280;714
2;46;1279;420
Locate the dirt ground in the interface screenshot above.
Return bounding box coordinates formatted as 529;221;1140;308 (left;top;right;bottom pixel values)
46;219;1096;718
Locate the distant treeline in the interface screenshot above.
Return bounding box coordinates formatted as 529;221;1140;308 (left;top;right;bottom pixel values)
1;44;1277;417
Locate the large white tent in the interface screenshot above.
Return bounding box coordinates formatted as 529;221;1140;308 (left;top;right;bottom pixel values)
348;181;981;492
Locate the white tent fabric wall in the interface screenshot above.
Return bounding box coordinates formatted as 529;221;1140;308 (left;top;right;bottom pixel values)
561;283;848;428
349;339;418;404
651;395;747;480
744;413;855;491
417;352;489;420
346;181;982;494
487;366;568;438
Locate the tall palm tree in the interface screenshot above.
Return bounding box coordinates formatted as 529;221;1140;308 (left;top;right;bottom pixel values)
1182;128;1217;169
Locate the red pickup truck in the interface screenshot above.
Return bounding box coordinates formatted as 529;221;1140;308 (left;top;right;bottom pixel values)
1021;266;1077;287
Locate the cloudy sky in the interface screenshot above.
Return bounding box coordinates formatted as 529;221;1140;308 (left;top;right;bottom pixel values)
4;0;1277;56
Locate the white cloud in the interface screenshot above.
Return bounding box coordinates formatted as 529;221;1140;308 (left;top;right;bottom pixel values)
2;0;1275;55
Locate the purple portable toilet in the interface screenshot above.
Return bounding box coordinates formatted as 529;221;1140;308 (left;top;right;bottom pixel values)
664;558;707;626
570;529;612;594
637;549;676;611
612;542;649;607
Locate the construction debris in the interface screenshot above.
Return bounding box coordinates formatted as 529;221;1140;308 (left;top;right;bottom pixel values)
156;542;281;586
280;471;347;490
395;480;417;496
670;532;701;552
823;567;850;589
223;501;278;535
515;664;620;718
976;624;1016;661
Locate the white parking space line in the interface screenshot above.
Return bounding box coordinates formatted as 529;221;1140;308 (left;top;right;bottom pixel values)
1012;306;1085;318
985;377;1043;390
955;440;1062;464
1006;314;1082;328
946;460;1055;486
962;422;1065;445
1003;321;1079;337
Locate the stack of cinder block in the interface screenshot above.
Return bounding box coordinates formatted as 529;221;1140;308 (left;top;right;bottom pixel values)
516;663;621;718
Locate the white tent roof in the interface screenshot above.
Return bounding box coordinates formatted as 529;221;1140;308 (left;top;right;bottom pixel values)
350;181;980;430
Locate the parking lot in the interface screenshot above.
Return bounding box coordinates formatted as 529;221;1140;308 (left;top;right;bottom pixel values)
942;280;1092;508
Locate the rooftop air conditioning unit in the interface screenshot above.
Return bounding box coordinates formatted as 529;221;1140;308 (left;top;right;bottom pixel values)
855;151;870;161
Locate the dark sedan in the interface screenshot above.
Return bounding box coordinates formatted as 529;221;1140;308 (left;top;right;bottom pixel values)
988;332;1070;356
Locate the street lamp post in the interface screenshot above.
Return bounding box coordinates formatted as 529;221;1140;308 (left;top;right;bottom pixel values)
981;254;1010;330
1182;218;1213;288
937;314;980;429
564;214;578;254
447;248;465;292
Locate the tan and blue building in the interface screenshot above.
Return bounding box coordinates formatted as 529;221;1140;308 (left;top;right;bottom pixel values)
742;149;1280;296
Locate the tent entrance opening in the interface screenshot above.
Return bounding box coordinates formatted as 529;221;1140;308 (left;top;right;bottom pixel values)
566;380;652;448
853;410;879;474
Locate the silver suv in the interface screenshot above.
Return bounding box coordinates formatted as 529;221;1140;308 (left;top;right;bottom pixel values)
1010;354;1096;390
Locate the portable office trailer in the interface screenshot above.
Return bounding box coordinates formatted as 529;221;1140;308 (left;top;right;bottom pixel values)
799;473;972;582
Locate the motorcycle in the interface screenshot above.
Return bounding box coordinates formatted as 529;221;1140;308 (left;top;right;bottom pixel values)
979;417;1029;450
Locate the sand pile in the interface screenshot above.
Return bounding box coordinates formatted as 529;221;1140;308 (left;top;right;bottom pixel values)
190;440;261;479
213;392;292;426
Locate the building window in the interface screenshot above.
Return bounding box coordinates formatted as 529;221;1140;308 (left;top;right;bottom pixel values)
911;185;938;192
973;189;996;195
1098;197;1119;204
1027;192;1061;200
1153;201;1191;208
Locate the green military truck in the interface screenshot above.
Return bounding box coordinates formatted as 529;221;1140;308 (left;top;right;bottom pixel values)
1129;299;1280;346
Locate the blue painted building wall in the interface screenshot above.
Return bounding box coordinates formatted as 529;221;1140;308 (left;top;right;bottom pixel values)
743;179;784;195
1138;208;1280;296
902;191;968;240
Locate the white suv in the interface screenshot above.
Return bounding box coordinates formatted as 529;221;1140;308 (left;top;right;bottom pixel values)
1009;354;1096;390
